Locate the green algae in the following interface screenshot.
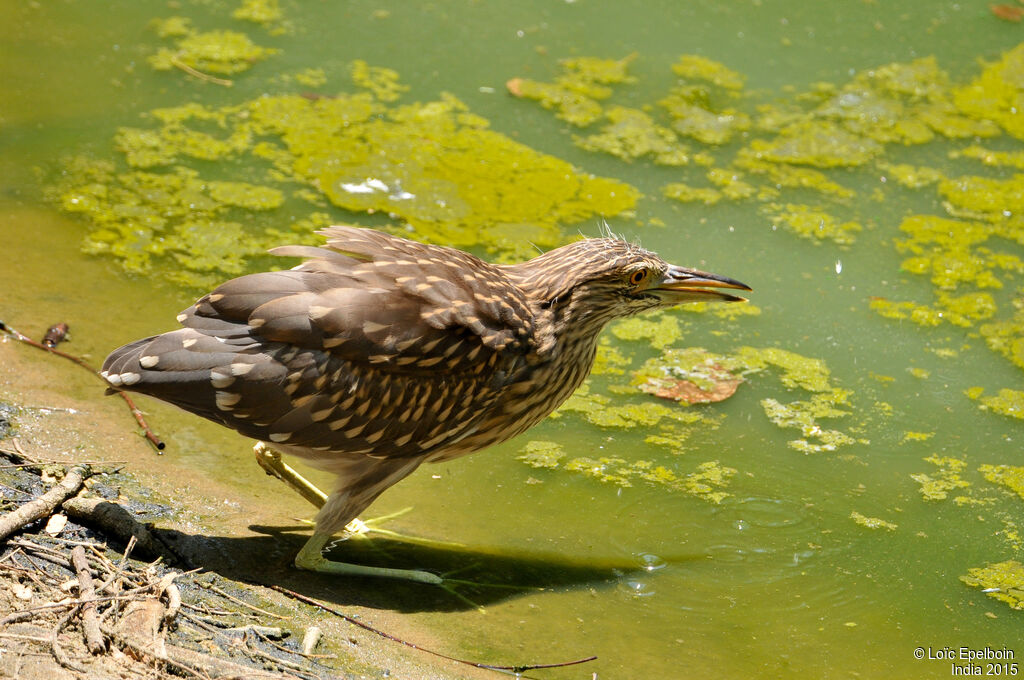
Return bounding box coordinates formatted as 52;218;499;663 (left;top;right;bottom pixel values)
152;16;193;38
761;396;856;454
659;84;751;146
765;203;863;246
739;347;860;454
54;162;284;287
961;561;1024;610
52;65;640;288
732;159;855;200
911;455;970;501
293;68;327;87
954;145;1024;170
663;183;722;206
970;388;1024;421
517;441;566;470
900;431;934;443
706;168;758;200
350;60;408;102
507;55;637;127
670;55;745;91
868;298;944;327
680;300;762;320
556;386;704;429
233;0;287;34
980;298;1024;371
591;339;631;376
574;106;690;165
876;162;944;189
526;451;735;502
953;43;1024;141
681;461;736;503
149;26;279;76
869;205;1024;342
939;174;1024;220
732;346;836;392
744;121;882;168
850;511;897;531
980;464;1024;500
610;312;684;350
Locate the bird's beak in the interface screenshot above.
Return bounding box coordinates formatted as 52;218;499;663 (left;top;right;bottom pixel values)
649;265;752;303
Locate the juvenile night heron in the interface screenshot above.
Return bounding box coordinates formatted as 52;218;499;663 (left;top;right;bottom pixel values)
102;226;750;584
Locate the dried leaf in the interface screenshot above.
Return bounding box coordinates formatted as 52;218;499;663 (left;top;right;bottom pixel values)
991;4;1024;21
642;371;743;404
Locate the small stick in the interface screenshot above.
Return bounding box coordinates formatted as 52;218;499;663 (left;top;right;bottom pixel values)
270;585;598;675
242;636;316;677
0;321;165;451
168;55;234;87
51;606;88;674
201;581;288;620
0;464;90;541
118;393;165;451
70;546;106;654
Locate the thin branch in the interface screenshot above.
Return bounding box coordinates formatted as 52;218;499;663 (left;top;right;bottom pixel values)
168;55;234;87
70;546;106;654
269;585;597;675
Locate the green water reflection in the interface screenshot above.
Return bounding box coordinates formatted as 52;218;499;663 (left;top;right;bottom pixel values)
2;0;1023;677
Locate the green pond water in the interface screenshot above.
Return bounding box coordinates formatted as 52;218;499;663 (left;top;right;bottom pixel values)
3;0;1024;677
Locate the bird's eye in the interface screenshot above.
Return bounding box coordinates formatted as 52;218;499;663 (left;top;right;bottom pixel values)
628;269;649;286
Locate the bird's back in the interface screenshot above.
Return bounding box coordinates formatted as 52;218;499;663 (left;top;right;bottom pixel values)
102;227;539;462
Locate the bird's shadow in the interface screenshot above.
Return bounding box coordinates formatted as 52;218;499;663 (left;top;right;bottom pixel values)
152;522;674;613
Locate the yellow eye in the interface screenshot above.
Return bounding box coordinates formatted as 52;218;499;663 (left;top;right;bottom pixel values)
628;269;649;286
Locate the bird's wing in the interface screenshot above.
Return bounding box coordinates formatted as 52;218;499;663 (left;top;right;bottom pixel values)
102;227;535;459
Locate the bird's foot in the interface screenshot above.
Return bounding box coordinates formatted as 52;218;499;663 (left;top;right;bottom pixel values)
339;508;464;549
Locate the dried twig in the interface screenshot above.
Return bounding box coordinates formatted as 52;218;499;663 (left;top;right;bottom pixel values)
0;320;165;451
70;546;105;654
168;55;234;86
270;585;598;675
118;392;166;450
201;581;288;620
0;464;90;542
51;606;87;674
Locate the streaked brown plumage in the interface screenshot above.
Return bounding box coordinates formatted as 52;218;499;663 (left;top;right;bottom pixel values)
102;225;750;583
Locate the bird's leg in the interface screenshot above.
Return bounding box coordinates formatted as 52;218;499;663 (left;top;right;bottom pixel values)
254;443;376;537
254;442;328;507
253;443;449;583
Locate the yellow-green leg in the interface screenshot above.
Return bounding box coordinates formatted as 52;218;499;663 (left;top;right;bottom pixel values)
253;443;444;584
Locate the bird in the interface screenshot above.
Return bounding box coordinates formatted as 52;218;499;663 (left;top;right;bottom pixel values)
102;225;750;584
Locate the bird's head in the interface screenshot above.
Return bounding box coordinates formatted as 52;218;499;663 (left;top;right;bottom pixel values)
507;237;751;330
